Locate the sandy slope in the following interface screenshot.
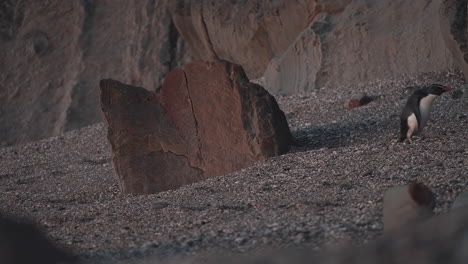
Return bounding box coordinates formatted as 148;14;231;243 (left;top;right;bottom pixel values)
0;70;467;263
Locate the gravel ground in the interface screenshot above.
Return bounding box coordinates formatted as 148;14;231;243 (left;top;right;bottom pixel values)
0;70;467;263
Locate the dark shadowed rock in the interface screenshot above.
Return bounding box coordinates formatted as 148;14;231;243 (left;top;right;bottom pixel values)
100;60;291;194
0;213;75;264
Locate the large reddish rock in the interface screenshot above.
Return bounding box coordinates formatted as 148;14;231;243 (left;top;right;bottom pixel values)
100;60;291;194
100;80;205;194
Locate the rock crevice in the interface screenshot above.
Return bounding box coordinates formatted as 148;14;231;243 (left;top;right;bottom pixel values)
182;70;205;168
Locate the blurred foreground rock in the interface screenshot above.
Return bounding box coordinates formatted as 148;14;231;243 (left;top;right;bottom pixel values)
100;61;291;194
166;206;468;264
0;214;75;264
452;190;468;210
383;182;436;231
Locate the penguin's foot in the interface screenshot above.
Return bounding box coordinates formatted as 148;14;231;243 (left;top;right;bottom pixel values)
412;136;425;142
406;136;424;143
420;131;437;138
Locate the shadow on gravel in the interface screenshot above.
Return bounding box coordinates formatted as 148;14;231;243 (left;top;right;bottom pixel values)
290;114;398;151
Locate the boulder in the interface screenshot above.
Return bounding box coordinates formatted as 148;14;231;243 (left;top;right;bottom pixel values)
100;60;291;194
100;80;205;194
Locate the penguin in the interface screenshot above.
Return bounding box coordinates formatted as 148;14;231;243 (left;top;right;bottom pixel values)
399;84;452;143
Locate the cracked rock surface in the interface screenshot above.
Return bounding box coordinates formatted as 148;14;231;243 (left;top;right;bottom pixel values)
100;60;291;194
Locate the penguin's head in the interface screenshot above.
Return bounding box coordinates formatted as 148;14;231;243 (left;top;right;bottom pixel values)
426;84;452;96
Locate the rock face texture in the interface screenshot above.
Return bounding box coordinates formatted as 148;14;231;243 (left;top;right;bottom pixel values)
440;0;468;78
169;0;325;79
171;0;468;94
0;0;191;147
100;61;291;194
264;0;468;94
100;80;205;194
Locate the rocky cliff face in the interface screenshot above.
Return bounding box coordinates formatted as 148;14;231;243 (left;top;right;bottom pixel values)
265;0;468;94
0;0;191;146
173;0;468;94
169;0;324;79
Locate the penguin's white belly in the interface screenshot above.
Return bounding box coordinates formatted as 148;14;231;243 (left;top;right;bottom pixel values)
419;94;438;129
407;114;419;135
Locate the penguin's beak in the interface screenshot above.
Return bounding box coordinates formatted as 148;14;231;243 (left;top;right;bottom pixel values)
443;86;452;92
